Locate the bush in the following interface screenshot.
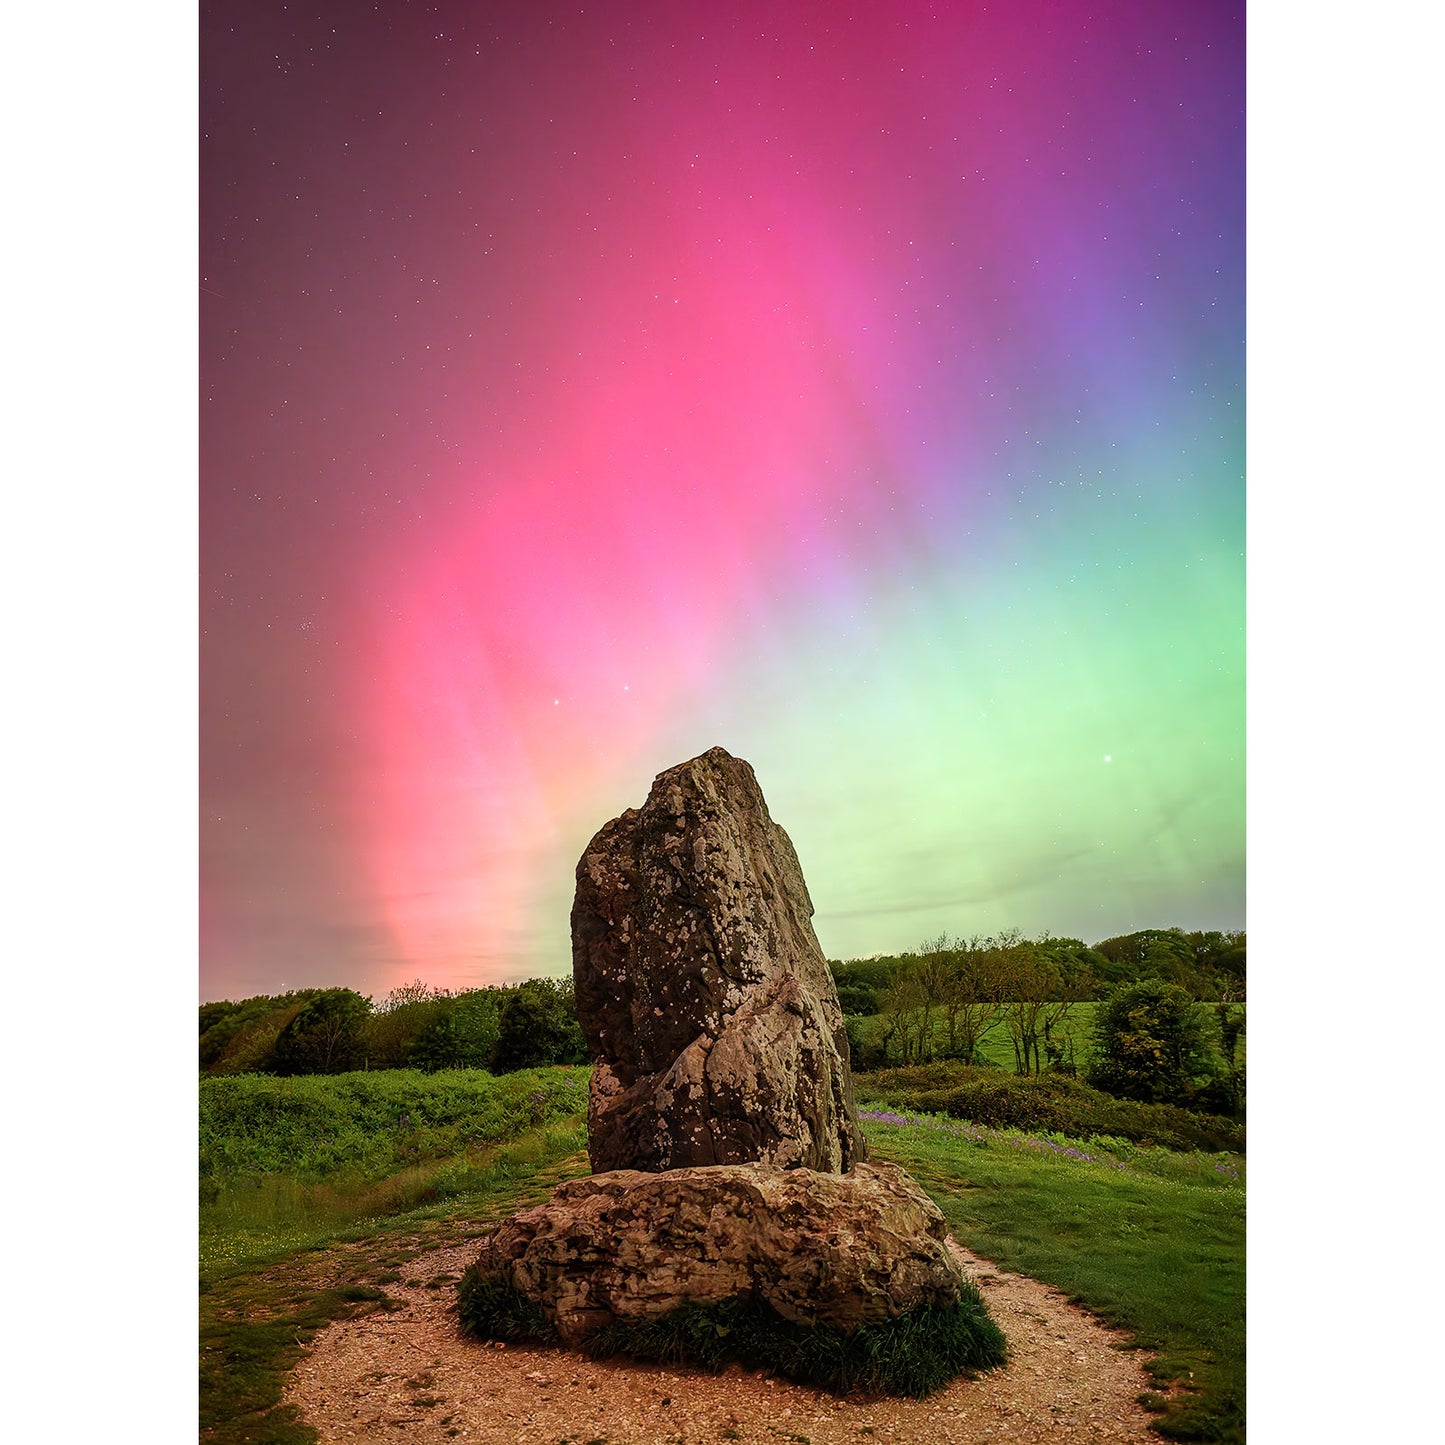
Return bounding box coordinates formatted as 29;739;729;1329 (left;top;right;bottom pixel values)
491;978;588;1072
1089;979;1219;1106
855;1062;1242;1153
457;1276;1006;1397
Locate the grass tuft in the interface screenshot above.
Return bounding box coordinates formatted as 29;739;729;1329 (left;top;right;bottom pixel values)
456;1275;1005;1397
456;1268;559;1343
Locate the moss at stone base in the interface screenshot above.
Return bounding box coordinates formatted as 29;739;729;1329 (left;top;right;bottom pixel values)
456;1269;1006;1397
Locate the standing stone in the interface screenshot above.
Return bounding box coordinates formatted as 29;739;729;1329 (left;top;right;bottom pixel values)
572;746;867;1174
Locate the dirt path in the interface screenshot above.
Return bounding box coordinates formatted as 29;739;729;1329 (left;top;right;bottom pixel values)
285;1238;1159;1444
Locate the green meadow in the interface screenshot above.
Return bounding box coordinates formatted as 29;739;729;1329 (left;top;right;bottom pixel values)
200;1066;589;1269
860;1107;1243;1442
200;1065;1243;1444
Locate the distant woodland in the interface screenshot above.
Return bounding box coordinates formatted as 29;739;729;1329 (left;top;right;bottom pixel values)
200;926;1243;1117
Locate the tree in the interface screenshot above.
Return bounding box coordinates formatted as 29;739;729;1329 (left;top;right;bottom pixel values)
1000;943;1066;1077
199;1000;235;1037
407;989;503;1072
272;988;372;1075
843;1014;888;1070
1213;993;1246;1114
1185;930;1246;997
364;979;443;1069
200;991;318;1073
199;1002;246;1068
1089;927;1243;999
936;936;1008;1065
877;952;941;1065
828;956;899;1016
1035;937;1108;998
491;978;587;1073
1089;979;1218;1104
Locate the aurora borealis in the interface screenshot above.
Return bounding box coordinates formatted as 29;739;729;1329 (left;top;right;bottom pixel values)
201;0;1244;1003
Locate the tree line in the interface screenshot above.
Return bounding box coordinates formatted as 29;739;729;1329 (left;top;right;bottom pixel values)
829;926;1245;1115
199;924;1244;1116
199;976;587;1078
828;926;1245;1019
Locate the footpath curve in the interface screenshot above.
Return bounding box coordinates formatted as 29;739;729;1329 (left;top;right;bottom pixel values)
286;1237;1159;1444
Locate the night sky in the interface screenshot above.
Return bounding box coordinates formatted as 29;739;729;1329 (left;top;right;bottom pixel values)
200;0;1245;1004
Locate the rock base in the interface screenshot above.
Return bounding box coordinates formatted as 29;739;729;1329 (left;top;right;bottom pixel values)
464;1160;969;1347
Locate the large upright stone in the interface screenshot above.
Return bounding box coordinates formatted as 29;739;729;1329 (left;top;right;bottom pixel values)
572;746;867;1174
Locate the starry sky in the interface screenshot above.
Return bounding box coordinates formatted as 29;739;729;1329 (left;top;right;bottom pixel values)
200;0;1244;1004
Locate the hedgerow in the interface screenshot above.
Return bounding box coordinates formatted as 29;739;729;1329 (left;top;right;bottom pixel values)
855;1063;1241;1153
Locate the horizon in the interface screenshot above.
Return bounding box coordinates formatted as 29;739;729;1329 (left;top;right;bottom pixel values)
199;918;1245;1008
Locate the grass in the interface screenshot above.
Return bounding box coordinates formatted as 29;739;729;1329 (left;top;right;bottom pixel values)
199;1279;395;1445
587;1293;1005;1397
200;1064;1244;1442
200;1066;589;1269
859;1108;1245;1443
200;1090;594;1445
456;1268;559;1342
457;1277;1006;1397
201;1065;589;1180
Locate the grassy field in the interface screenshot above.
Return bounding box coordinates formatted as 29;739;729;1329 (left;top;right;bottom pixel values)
200;1065;589;1268
200;1068;595;1445
200;1065;1244;1444
861;1109;1244;1442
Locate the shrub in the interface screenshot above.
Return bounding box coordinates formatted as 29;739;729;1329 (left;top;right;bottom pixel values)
1089;979;1219;1105
855;1062;1242;1153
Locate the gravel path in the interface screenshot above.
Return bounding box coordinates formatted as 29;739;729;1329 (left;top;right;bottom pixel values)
285;1238;1159;1444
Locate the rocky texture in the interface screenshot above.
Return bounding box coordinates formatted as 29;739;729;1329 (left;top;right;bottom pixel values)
449;750;1002;1396
572;746;866;1174
467;1161;966;1346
